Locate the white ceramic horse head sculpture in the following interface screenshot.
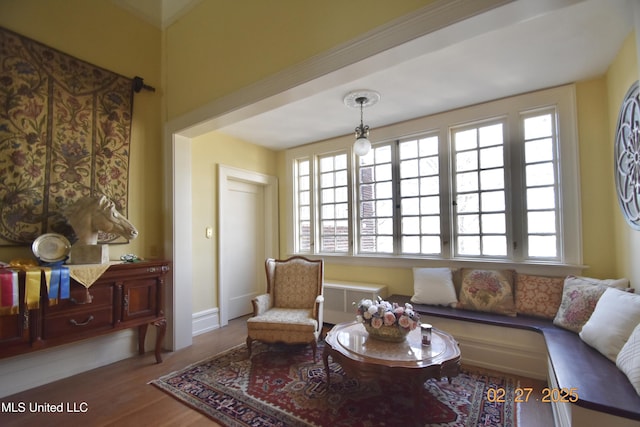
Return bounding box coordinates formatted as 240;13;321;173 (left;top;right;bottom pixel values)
64;195;138;245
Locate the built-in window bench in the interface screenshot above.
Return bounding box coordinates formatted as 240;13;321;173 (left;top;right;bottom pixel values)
388;294;640;427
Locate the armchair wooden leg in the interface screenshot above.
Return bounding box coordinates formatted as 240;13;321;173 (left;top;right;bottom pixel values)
310;340;317;362
246;336;253;357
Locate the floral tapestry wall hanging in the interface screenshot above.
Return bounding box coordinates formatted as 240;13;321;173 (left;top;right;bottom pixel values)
0;27;134;246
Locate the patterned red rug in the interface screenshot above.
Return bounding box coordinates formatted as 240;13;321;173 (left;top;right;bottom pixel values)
151;341;517;427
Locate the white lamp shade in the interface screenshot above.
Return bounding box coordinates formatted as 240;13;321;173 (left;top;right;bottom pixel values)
354;137;371;156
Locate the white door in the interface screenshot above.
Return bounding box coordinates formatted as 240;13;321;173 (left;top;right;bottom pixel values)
222;179;265;319
218;165;278;326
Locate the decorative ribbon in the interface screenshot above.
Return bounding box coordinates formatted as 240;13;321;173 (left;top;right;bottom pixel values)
48;267;60;304
0;268;19;315
8;259;37;269
3;260;71;311
40;266;70;304
60;267;70;299
25;267;41;309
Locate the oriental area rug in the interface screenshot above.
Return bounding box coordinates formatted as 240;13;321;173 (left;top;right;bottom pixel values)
151;341;517;427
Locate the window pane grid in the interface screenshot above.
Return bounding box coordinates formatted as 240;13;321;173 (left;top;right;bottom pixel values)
399;136;441;255
296;159;311;252
453;122;507;257
319;153;349;253
523;111;560;259
358;145;394;253
289;89;575;265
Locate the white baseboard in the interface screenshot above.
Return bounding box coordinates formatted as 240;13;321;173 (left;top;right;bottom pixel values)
0;308;221;398
192;308;220;336
0;331;139;398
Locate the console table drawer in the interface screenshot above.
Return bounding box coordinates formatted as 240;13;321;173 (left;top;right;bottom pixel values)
47;285;113;312
43;307;114;339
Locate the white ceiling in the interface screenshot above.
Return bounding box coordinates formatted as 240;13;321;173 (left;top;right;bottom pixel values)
114;0;635;150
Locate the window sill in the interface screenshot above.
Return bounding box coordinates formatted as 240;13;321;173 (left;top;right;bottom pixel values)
290;253;586;276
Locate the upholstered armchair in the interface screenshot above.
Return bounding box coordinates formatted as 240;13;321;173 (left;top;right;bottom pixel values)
246;256;324;360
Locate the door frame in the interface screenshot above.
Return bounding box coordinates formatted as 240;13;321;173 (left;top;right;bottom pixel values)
218;164;279;326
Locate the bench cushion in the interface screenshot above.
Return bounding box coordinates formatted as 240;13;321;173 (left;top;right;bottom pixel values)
388;294;640;422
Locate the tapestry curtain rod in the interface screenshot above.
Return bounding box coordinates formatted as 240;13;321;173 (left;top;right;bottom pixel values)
132;76;155;93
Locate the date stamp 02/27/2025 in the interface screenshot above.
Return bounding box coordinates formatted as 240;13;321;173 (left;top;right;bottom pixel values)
486;387;579;403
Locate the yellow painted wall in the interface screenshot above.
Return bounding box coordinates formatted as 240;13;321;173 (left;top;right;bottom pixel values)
165;0;436;120
575;77;617;278
191;132;278;312
606;33;640;285
0;0;163;263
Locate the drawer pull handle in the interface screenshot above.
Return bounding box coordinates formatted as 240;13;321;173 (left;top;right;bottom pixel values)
69;315;94;326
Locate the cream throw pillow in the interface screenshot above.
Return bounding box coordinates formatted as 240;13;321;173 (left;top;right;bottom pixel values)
579;288;640;361
617;323;640;396
411;268;458;307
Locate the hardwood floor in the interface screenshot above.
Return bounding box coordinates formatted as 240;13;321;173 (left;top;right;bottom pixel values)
0;317;554;426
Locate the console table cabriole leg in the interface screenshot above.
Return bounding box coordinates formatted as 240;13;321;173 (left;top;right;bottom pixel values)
138;324;148;356
153;318;167;363
137;320;166;363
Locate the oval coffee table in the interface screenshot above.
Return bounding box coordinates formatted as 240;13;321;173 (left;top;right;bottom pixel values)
323;321;461;410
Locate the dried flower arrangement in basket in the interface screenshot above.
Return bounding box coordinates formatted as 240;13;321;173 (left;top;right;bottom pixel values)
354;296;421;342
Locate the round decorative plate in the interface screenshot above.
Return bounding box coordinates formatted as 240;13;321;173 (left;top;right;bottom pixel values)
614;81;640;230
32;233;71;262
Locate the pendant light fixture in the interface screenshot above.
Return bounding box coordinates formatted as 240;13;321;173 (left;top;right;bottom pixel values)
344;90;380;156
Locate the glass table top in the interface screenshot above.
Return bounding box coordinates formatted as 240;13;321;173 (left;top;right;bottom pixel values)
336;322;447;362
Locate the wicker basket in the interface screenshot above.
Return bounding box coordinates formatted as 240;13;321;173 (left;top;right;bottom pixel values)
363;323;409;342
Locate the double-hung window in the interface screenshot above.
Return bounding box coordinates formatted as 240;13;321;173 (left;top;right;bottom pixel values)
287;85;580;266
318;153;350;253
358;144;394;253
522;110;561;259
356;136;444;255
452;120;508;258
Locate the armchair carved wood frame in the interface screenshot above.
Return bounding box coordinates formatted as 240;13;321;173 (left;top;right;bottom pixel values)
246;256;324;361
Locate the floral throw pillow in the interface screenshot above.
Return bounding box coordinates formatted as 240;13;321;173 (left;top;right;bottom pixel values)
553;279;609;333
515;274;565;319
458;269;516;316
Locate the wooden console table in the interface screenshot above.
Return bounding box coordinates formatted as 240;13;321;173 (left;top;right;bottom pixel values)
0;260;170;363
